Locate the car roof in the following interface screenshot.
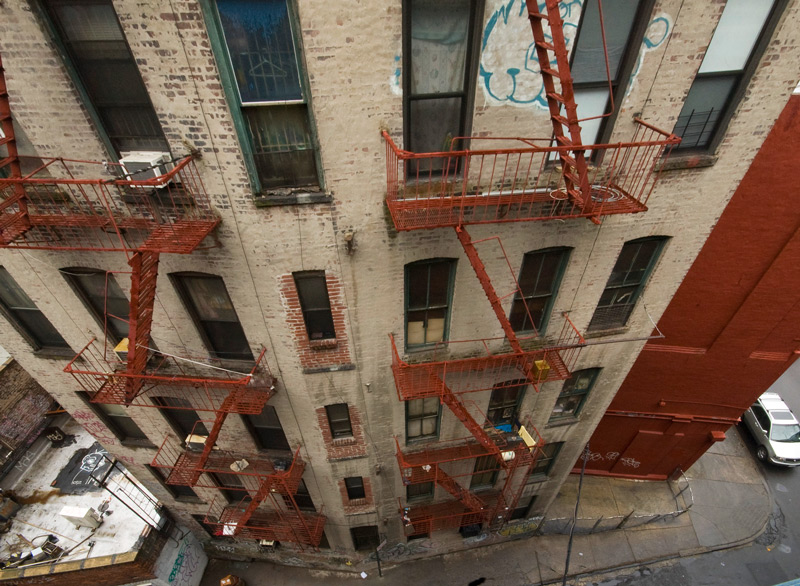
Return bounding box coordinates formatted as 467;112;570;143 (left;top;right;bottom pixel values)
759;392;799;424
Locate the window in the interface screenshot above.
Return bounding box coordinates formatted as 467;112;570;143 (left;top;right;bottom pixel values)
529;442;563;480
0;267;70;352
405;259;456;348
41;0;168;155
62;268;130;343
509;248;571;333
406;397;441;441
287;479;315;512
510;495;535;520
325;403;352;439
203;0;319;190
213;472;247;504
77;392;150;445
344;477;366;500
550;368;600;422
245;405;291;452
403;0;483;170
147;465;201;501
293;271;335;340
587;237;667;332
486;380;526;427
407;481;434;502
152;396;209;438
192;514;219;537
570;0;654;144
171;273;253;362
350;525;381;551
469;454;498;489
673;0;784;151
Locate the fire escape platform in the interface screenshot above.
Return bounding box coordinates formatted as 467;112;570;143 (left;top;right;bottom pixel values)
65;340;276;412
211;506;327;546
390;330;583;400
0;156;219;253
382;121;679;232
402;490;505;537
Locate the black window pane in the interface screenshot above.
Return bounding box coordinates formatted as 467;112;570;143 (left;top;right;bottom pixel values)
325;404;352;438
46;0;168;153
350;525;380;551
247;405;291;451
571;0;640;83
427;263;451;307
202;321;254;361
409;97;463;156
153;396;209;437
674;76;738;149
345;477;366;500
294;272;335;340
14;310;69;348
534;252;562;296
407;264;430;309
64;269;130;341
217;0;303;103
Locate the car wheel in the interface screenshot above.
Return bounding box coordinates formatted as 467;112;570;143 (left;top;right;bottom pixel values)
756;445;769;462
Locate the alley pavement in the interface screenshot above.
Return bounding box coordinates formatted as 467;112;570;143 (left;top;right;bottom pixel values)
199;427;771;586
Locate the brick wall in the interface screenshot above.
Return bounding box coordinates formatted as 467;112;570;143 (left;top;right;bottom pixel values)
316;405;367;461
279;272;353;372
338;476;375;514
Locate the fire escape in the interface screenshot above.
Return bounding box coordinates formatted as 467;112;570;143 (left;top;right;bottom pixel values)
384;1;680;537
0;54;325;548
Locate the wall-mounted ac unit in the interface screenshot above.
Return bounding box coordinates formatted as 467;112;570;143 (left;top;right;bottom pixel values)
185;434;209;452
119;151;174;187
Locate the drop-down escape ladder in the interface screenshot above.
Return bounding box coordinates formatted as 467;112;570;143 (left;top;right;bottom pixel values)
188;393;235;485
125;251;160;402
526;0;590;208
433;464;486;512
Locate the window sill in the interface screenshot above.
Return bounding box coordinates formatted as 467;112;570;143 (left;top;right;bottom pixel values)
406;436;439;446
302;363;355;374
254;190;332;207
346;498;368;507
121;439;157;449
546;417;578;429
309;338;337;350
331;436;356;446
584;326;630;339
660;152;718;172
34;347;76;359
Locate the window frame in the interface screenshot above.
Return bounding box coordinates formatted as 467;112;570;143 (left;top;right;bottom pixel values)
486;380;526;427
402;0;485;160
509;247;571;334
469;454;499;489
406;481;435;503
146;464;203;503
244;404;292;452
325;403;353;439
76;391;153;447
0;267;71;354
344;476;366;501
548;368;600;423
198;0;324;194
35;0;169;157
61;267;130;345
293;271;336;341
405;397;442;443
569;0;656;146
170;272;254;363
152;395;209;439
672;0;788;153
529;442;564;481
404;258;457;350
587;236;668;332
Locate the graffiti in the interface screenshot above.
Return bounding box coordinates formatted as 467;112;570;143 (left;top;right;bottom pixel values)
390;55;402;95
117;454;135;466
463;531;494;544
282;556;305;566
365;539;435;562
581;450;621;462
72;410;118;445
626;13;673;97
499;516;542;537
480;0;582;108
213;543;235;553
619;457;641;468
13;451;35;473
168;539;201;586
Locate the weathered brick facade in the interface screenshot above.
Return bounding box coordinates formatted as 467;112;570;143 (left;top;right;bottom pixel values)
0;0;798;571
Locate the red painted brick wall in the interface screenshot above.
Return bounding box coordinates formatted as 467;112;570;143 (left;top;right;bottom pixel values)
585;94;800;478
279;272;353;371
339;477;375;514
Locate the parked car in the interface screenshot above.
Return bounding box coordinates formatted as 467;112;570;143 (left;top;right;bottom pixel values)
741;392;800;467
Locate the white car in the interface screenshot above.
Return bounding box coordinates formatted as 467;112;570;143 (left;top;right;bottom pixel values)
741;392;800;467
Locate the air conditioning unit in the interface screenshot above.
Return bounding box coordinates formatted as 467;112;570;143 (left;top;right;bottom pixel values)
119;151;174;187
185;434;209;452
113;337;129;362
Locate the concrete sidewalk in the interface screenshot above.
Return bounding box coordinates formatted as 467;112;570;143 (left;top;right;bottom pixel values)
199;427;770;585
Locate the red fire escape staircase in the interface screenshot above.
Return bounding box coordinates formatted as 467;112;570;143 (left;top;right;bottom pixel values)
525;0;590;210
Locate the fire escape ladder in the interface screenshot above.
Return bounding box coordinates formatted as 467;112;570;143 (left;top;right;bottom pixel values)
433;464;486;512
440;389;504;466
234;475;276;532
125;250;160;402
188;403;232;485
525;0;590;207
0;55;30;241
455;226;543;387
